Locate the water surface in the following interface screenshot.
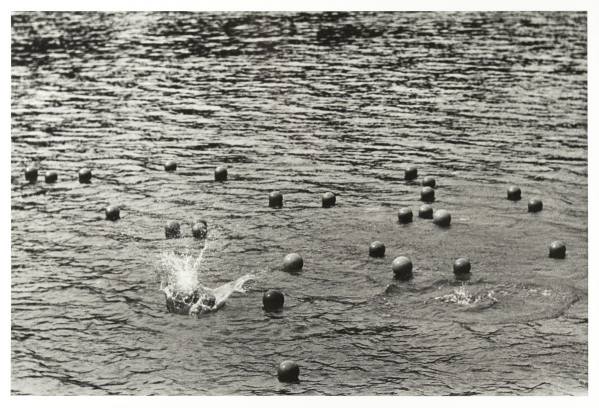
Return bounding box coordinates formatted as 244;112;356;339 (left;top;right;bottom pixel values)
11;11;587;395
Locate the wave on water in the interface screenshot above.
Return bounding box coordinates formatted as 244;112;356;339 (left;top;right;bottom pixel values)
157;246;255;317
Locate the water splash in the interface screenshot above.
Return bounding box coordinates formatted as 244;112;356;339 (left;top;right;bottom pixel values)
434;282;498;309
157;244;255;317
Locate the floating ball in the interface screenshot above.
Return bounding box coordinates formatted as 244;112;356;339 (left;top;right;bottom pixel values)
453;258;471;277
404;166;418;181
78;168;92;183
369;241;385;258
165;221;181;239
422;176;436;188
322;192;336;208
392;256;413;280
269;191;283;208
397;207;413;223
277;360;300;383
105;206;120;221
25;166;38;183
214;166;228;181
164;160;177;172
528;198;543;213
418;204;433;219
263;290;284;312
507;186;521;201
192;220;207;239
45;171;57;184
549;241;566;259
420;186;435;203
433;209;451;227
283;253;303;272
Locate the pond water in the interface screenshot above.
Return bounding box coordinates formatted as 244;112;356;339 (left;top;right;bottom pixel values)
11;11;587;395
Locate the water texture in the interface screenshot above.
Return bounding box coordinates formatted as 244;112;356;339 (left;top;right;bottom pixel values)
11;11;587;395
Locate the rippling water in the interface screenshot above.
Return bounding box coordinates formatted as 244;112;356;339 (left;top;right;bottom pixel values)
11;11;587;395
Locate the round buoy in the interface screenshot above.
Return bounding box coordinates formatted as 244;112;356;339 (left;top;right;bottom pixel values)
404;166;418;181
214;166;228;181
269;191;283;208
45;171;57;184
165;221;181;239
507;186;521;201
392;256;413;280
191;220;207;239
433;209;451;227
453;258;471;278
398;207;413;223
164;160;177;172
418;204;433;219
322;192;336;208
105;206;120;221
369;241;385;258
421;186;435;203
549;241;566;259
277;360;300;383
263;290;284;312
25;166;38;183
422;176;436;188
78;168;92;183
282;253;303;272
528;198;543;213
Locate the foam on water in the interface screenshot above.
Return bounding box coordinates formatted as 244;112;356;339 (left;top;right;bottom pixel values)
382;278;580;324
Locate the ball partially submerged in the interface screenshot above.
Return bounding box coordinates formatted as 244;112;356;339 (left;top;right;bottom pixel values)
283;253;303;272
398;207;413;223
369;241;385;258
263;290;284;312
277;360;300;383
392;256;413;280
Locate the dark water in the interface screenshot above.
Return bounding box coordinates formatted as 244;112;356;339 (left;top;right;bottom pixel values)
11;11;587;395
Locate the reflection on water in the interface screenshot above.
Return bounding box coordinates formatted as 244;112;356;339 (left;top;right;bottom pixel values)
11;11;587;395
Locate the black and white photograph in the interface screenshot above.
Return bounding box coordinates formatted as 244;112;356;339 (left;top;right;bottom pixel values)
6;0;595;400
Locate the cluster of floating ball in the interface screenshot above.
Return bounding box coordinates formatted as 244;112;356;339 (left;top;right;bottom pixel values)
23;162;569;383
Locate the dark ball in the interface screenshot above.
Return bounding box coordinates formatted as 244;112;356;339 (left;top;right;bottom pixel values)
25;166;38;183
369;241;385;258
164;160;177;172
263;290;284;312
277;360;300;383
397;207;413;223
392;256;413;280
549;241;566;259
191;220;207;239
433;209;451;227
215;166;228;181
422;176;436;188
453;258;471;277
165;221;181;239
404;166;418;181
528;198;543;213
421;186;435;203
269;191;283;208
45;171;57;184
282;253;303;272
418;204;433;219
105;206;120;221
322;192;336;208
78;168;92;183
507;186;521;201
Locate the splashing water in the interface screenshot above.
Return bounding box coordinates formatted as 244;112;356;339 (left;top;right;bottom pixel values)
157;244;255;317
434;282;498;309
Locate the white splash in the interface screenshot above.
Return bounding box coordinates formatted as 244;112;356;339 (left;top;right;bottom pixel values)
157;247;254;317
435;283;498;306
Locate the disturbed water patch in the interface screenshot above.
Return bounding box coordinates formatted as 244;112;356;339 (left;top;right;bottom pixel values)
381;279;579;324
